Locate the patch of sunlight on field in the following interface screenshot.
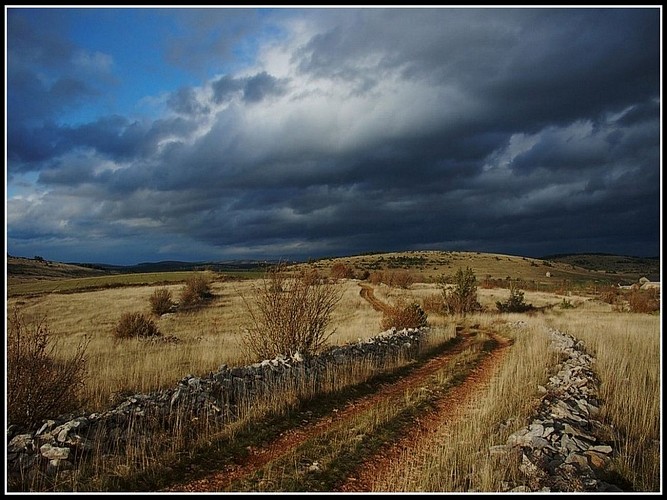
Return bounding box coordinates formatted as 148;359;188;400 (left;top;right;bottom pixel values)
6;277;392;411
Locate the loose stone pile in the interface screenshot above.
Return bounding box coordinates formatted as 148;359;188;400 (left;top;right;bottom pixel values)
7;327;425;483
492;327;622;492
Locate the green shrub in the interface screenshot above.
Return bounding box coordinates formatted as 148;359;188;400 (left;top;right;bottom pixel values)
441;266;481;316
149;287;175;316
496;282;534;313
7;308;88;428
381;301;428;331
114;312;161;339
559;298;575;309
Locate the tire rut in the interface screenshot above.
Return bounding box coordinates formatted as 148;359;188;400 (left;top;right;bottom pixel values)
166;285;512;492
338;330;514;492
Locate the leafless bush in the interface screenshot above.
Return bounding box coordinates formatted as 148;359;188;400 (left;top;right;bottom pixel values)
388;270;415;289
366;270;414;289
149;287;174;316
114;312;162;339
380;300;428;331
7;308;88;428
330;262;354;280
241;264;343;360
368;270;385;285
598;285;621;305
627;288;660;314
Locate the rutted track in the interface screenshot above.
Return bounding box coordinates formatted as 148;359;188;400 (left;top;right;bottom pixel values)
338;329;513;492
358;282;392;313
166;285;513;492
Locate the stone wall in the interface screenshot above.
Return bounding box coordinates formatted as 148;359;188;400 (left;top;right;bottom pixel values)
7;327;425;483
492;325;622;492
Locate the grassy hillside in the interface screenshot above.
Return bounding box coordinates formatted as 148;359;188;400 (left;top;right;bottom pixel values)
8;250;658;297
306;250;640;286
543;253;659;281
7;255;111;282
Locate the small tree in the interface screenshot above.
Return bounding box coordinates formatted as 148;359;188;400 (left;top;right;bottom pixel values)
7;308;88;428
440;266;481;316
496;281;534;313
241;264;343;360
149;287;175;316
381;301;428;330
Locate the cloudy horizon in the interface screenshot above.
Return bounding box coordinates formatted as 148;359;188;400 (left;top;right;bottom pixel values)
6;7;661;265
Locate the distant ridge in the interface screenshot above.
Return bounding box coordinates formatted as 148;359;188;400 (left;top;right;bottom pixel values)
68;259;288;274
542;253;659;278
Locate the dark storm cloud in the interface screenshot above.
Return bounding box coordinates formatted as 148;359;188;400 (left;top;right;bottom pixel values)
162;8;262;74
212;71;289;104
167;87;211;116
6;7;661;263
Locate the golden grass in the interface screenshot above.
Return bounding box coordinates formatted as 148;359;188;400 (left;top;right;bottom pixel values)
6;277;390;411
376;313;555;492
547;309;661;491
6;273;660;492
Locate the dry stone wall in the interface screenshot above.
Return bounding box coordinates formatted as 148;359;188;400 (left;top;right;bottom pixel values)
493;324;623;492
7;327;425;483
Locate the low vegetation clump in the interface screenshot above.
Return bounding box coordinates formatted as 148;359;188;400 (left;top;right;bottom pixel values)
149;287;175;316
179;273;212;309
330;262;355;280
114;311;162;339
380;301;429;330
626;288;660;314
598;285;621;305
367;270;415;289
421;294;444;314
242;264;343;360
559;298;575;309
440;266;482;316
7;308;88;428
496;282;535;313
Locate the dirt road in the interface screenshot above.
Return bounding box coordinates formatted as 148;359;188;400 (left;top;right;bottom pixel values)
166;285;512;492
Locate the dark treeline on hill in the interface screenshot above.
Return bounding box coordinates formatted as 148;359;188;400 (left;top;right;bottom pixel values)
72;260;283;274
542;253;659;278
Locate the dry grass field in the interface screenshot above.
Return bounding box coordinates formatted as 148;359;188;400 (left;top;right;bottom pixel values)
5;251;661;492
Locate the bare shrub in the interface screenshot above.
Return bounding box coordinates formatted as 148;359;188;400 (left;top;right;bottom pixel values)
599;285;621;305
440;266;481;316
179;273;212;309
368;270;385;285
7;308;88;428
380;301;428;331
149;287;174;316
241;264;343;360
388;270;415;289
330;262;354;280
627;288;660;314
114;312;162;339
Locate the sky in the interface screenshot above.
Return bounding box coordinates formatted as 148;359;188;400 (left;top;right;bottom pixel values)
5;6;662;265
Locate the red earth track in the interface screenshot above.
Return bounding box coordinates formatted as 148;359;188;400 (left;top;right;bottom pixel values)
167;285;513;492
